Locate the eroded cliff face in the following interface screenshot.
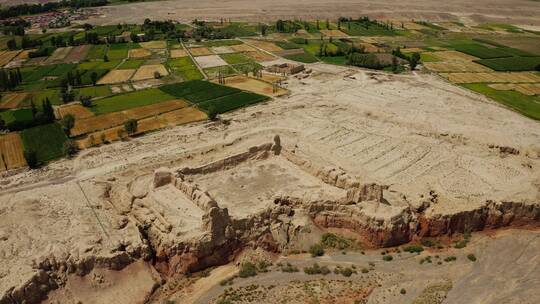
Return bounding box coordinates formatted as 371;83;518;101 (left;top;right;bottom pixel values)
2;136;538;304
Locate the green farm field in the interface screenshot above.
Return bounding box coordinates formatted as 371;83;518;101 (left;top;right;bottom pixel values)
159;80;240;103
197;91;269;114
166;57;204;81
90;88;175;115
21;123;68;163
463;83;540;120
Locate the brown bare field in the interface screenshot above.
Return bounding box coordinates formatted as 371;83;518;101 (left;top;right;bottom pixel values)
140;40;167;49
160;106;207;125
216;75;288;96
440;72;540;84
129;48;152;58
76;105;204;148
210;46;236;54
0;148;5;171
97;69;136;84
71;112;128;137
0;92;28;109
57;104;95;119
14;50;32;60
63;45;91;63
320;29;348;38
170;49;189;58
401;47;424;53
424;61;492;72
194;55;228;68
0;50;21;66
71;99;187;137
230;44;257;52
189;47;214;57
489;83;540;96
0;133;27;170
123;99;188;120
45;47;73;64
402;21;427;30
243;39;283;53
24;56;47;66
132;64;169;81
260;73;286;83
354;42;382;53
432;51;478;61
243;51;276;62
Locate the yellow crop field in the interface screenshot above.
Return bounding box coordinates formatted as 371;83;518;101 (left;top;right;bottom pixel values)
97;69;136;84
0;133;27;170
57;104;95;119
132;64;169;81
0;92;28;109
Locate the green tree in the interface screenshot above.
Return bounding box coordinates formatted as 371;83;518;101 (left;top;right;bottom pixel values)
409;52;420;70
0;118;5;130
24;150;38;168
62;140;77;157
207;105;218;121
61;114;75;135
309;243;325;257
90;71;98;86
80;95;92;107
124;119;138;135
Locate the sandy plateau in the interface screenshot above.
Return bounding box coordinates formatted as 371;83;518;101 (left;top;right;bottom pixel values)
1;62;540;303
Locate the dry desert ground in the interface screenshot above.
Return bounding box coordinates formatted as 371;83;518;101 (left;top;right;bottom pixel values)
1;60;539;303
75;0;540;27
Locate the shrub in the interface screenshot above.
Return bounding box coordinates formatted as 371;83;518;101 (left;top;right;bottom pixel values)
124;119;138;135
467;254;477;262
340;267;353;277
62;140;78;157
24;150;39;168
321;233;353;249
444;256;457;262
403;245;424;253
238;262;257;278
280;263;299;273
382;254;393;262
309;243;325;257
303;263;330;275
361;268;369;273
400;288;406;295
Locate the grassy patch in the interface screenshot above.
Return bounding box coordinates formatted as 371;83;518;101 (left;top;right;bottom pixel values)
283;52;319;63
118;59;145;69
21;123;68;163
24;65;58;82
203;66;236;79
463;83;540;120
420;52;442;62
319;56;347;65
90;88;175;115
166;57;203;81
220;53;253;64
197;91;268;114
475;56;540;71
106;43;130;60
87;45;108;60
74;85;112;99
0;108;33;125
46;63;76;77
342;21;400;36
450;43;513;59
28;89;62;106
160;80;240;103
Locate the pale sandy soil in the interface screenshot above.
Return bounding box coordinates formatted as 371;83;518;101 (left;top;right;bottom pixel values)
186;229;540;304
78;0;540;26
1;62;539;303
